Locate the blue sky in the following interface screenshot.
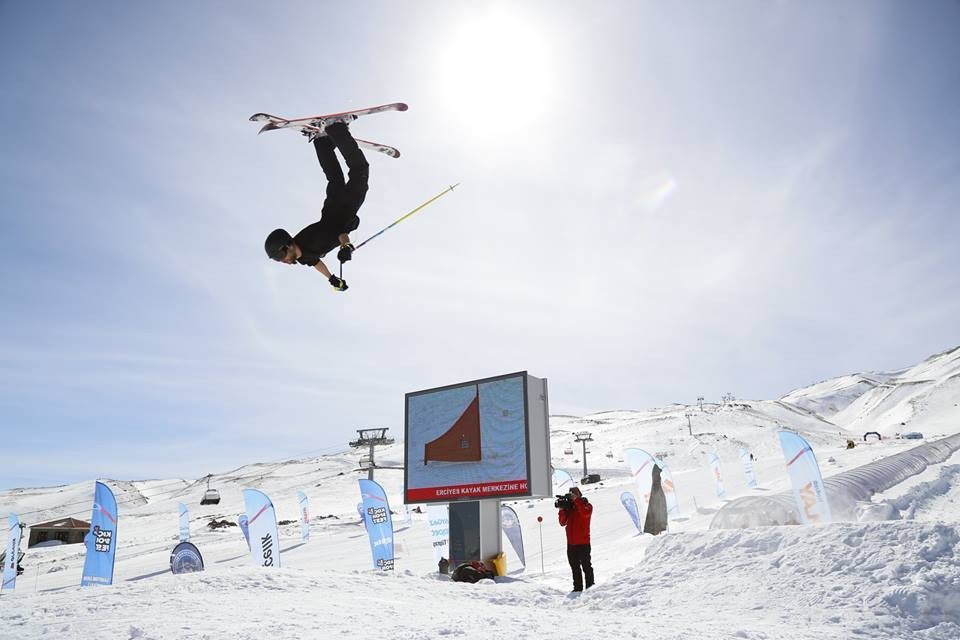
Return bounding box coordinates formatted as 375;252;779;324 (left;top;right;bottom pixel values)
2;1;958;488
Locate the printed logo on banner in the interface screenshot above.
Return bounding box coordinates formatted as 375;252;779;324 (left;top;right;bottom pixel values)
170;541;205;574
260;534;275;566
367;506;388;525
91;525;114;553
799;481;827;522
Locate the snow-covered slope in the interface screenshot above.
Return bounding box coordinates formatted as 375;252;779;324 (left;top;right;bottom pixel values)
1;519;957;640
780;346;960;436
2;346;960;639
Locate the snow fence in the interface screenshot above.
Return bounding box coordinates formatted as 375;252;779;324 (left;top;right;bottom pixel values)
710;432;960;529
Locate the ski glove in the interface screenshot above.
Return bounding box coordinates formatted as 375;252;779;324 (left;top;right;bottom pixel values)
328;275;349;292
337;243;355;263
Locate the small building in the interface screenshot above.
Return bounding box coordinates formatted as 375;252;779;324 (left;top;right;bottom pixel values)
27;517;90;548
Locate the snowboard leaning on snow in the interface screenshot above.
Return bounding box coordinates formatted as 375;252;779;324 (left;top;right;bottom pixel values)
249;102;408;158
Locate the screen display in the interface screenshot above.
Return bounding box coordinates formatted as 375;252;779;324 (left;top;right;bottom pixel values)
405;373;531;502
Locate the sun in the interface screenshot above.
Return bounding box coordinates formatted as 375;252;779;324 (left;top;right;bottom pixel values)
433;7;558;135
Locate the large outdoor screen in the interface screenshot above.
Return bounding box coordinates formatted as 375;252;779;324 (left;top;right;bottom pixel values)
404;371;550;504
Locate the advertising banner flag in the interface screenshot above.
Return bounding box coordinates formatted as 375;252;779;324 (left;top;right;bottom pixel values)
243;489;280;568
3;513;20;592
178;502;190;542
170;541;204;574
357;502;367;529
655;459;681;515
500;505;525;567
81;481;118;587
739;447;759;488
426;503;449;567
552;469;575;494
620;492;642;533
359;479;395;571
624;448;656;521
238;514;250;550
707;452;726;498
778;431;832;525
296;491;310;542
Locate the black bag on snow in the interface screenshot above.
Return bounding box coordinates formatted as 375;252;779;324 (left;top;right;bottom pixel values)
451;561;495;583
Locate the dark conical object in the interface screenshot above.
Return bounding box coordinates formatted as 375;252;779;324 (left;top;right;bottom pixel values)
644;464;669;535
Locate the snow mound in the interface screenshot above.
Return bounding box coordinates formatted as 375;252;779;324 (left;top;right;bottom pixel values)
886;465;960;520
616;521;960;638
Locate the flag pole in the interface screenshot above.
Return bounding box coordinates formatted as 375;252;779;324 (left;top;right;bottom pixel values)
537;516;544;575
354;183;460;251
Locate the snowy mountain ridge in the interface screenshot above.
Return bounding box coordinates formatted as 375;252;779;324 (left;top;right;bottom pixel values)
780;345;960;434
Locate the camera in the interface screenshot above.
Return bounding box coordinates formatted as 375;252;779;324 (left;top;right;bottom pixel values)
554;493;573;510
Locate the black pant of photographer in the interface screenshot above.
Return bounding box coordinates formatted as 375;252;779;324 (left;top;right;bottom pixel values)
566;544;594;592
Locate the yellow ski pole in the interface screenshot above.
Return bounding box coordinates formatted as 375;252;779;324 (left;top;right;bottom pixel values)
354;183;460;251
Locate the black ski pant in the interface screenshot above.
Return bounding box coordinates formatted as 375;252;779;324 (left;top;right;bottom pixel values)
566;543;594;591
313;121;368;233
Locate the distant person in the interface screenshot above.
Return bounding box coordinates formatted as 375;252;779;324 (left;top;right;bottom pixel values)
557;486;594;592
263;121;367;292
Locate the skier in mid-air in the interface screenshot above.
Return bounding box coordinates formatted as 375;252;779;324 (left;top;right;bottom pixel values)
264;121;367;292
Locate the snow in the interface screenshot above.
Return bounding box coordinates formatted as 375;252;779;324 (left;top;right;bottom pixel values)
2;347;960;639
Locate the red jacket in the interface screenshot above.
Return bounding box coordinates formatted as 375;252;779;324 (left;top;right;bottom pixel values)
558;496;593;545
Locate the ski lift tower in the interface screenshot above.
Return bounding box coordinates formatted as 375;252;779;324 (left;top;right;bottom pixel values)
350;428;395;481
574;431;597;483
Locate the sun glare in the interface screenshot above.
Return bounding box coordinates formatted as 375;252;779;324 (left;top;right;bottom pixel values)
434;7;557;134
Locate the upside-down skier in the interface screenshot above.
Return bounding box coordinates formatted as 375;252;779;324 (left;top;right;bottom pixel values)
264;121;367;292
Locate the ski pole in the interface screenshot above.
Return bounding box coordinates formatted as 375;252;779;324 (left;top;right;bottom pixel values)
354;183;460;251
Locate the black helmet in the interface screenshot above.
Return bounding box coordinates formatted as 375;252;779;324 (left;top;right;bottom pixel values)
265;228;293;260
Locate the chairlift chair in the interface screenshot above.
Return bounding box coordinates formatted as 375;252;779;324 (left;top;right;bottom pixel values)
200;474;221;505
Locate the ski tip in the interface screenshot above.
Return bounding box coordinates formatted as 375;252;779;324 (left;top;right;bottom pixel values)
257;122;280;134
450;182;461;190
396;103;409;111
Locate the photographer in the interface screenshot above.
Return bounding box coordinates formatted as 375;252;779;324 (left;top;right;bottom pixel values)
557;486;594;592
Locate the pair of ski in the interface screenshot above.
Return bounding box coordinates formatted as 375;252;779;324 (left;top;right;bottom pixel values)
249;102;407;158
